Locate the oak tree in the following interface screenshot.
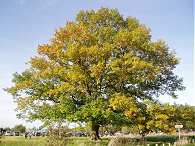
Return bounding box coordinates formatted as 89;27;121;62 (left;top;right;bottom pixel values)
6;8;184;139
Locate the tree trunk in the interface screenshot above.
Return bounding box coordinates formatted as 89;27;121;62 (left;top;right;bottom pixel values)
91;123;100;140
140;131;145;142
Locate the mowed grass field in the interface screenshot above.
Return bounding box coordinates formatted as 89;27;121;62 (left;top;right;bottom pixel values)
0;136;46;146
0;135;195;146
0;136;110;146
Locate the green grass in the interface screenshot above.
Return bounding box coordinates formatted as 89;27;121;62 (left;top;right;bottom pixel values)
0;136;110;146
0;135;195;146
0;136;46;146
66;137;110;146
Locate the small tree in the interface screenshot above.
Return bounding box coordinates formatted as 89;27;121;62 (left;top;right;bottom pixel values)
125;102;195;136
145;101;177;133
5;8;184;140
3;127;11;132
12;124;26;133
174;104;195;130
46;120;69;146
0;128;3;142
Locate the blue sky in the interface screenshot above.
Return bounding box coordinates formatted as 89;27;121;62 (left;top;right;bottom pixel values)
0;0;194;129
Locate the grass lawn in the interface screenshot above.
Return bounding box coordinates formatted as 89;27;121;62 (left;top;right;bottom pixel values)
0;136;46;146
0;135;195;146
0;136;110;146
66;137;110;146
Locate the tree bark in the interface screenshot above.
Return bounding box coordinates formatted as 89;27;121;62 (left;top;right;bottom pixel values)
140;131;145;142
91;123;100;140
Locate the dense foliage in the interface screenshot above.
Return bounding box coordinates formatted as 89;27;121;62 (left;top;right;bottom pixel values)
12;124;26;133
6;8;185;139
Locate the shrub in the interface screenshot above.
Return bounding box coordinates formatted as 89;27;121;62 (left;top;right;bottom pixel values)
46;124;69;146
0;133;3;143
145;135;177;143
108;137;137;146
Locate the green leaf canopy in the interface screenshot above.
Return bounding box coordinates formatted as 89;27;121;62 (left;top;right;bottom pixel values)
6;8;184;128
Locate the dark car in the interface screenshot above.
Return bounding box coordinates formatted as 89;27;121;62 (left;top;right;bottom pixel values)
35;132;41;136
14;131;21;136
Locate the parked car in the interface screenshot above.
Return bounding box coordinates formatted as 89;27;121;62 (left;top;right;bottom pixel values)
35;132;41;136
114;131;123;136
5;131;14;136
181;130;188;134
14;131;21;136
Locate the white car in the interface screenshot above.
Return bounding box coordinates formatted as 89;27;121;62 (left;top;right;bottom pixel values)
114;131;123;136
5;131;14;136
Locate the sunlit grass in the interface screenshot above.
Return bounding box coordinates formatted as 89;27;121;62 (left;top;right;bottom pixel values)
66;137;110;146
0;136;46;146
0;134;195;146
